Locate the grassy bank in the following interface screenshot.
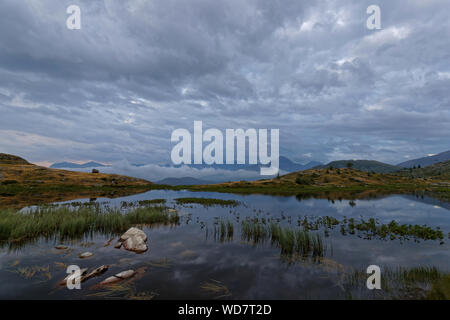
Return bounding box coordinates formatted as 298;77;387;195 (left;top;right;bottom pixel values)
0;206;179;247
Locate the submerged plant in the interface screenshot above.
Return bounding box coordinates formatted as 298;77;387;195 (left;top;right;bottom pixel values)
200;279;232;299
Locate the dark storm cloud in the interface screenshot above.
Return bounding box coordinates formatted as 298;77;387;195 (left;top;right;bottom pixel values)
0;0;449;169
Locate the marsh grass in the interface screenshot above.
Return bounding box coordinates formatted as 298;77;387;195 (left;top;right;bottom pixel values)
241;218;326;258
0;206;179;248
174;197;240;207
214;220;234;242
341;266;447;299
297;215;444;242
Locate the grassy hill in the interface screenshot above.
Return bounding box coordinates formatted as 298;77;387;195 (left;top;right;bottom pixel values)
186;167;426;194
395;160;450;181
315;160;402;173
0;153;153;208
183;166;450;201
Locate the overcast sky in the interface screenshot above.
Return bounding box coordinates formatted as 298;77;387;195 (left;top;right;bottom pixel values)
0;0;449;169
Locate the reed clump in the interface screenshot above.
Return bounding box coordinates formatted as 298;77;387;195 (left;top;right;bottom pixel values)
241;218;325;258
0;206;179;246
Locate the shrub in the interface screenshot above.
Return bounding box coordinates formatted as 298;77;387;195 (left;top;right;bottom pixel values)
295;175;313;185
1;180;18;185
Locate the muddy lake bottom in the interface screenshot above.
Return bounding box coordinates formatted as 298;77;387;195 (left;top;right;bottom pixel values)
0;190;449;299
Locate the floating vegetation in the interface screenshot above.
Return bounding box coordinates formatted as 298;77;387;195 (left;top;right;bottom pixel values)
0;206;179;248
88;283;136;299
174;197;240;207
120;199;167;208
241;218;326;258
200;279;232;299
11;265;51;281
148;258;172;269
138;199;167;206
54;262;67;270
296;215;444;242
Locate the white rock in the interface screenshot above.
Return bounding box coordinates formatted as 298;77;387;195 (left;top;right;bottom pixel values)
99;269;135;285
117;227;148;253
120;227;147;242
81;265;109;282
79;252;93;258
123;236;147;253
115;270;136;279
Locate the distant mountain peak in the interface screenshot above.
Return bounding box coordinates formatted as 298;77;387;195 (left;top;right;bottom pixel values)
397;150;450;168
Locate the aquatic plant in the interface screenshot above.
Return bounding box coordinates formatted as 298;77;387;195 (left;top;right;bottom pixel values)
0;206;179;248
174;197;240;207
138;199;167;206
293;215;445;243
241;219;326;258
214;219;234;242
341;266;447;300
200;279;232;299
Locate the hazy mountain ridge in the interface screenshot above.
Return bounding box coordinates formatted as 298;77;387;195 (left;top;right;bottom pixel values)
173;156;321;173
50;161;108;169
397;150;450;168
156;177;213;186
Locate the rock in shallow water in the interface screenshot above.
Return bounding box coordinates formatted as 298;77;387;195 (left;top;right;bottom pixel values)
115;227;148;253
99;269;136;285
120;227;147;242
79;252;93;258
60;268;88;286
81;265;109;282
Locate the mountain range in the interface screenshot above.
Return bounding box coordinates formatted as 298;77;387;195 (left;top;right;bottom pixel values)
171;156;321;172
47;150;450;184
397;150;450;168
156;177;214;185
50;161;108;169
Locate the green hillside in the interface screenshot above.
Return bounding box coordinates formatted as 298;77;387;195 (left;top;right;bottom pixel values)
396;160;450;180
315;160;402;173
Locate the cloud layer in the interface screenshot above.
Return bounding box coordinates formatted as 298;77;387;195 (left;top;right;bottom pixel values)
1;0;449;170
